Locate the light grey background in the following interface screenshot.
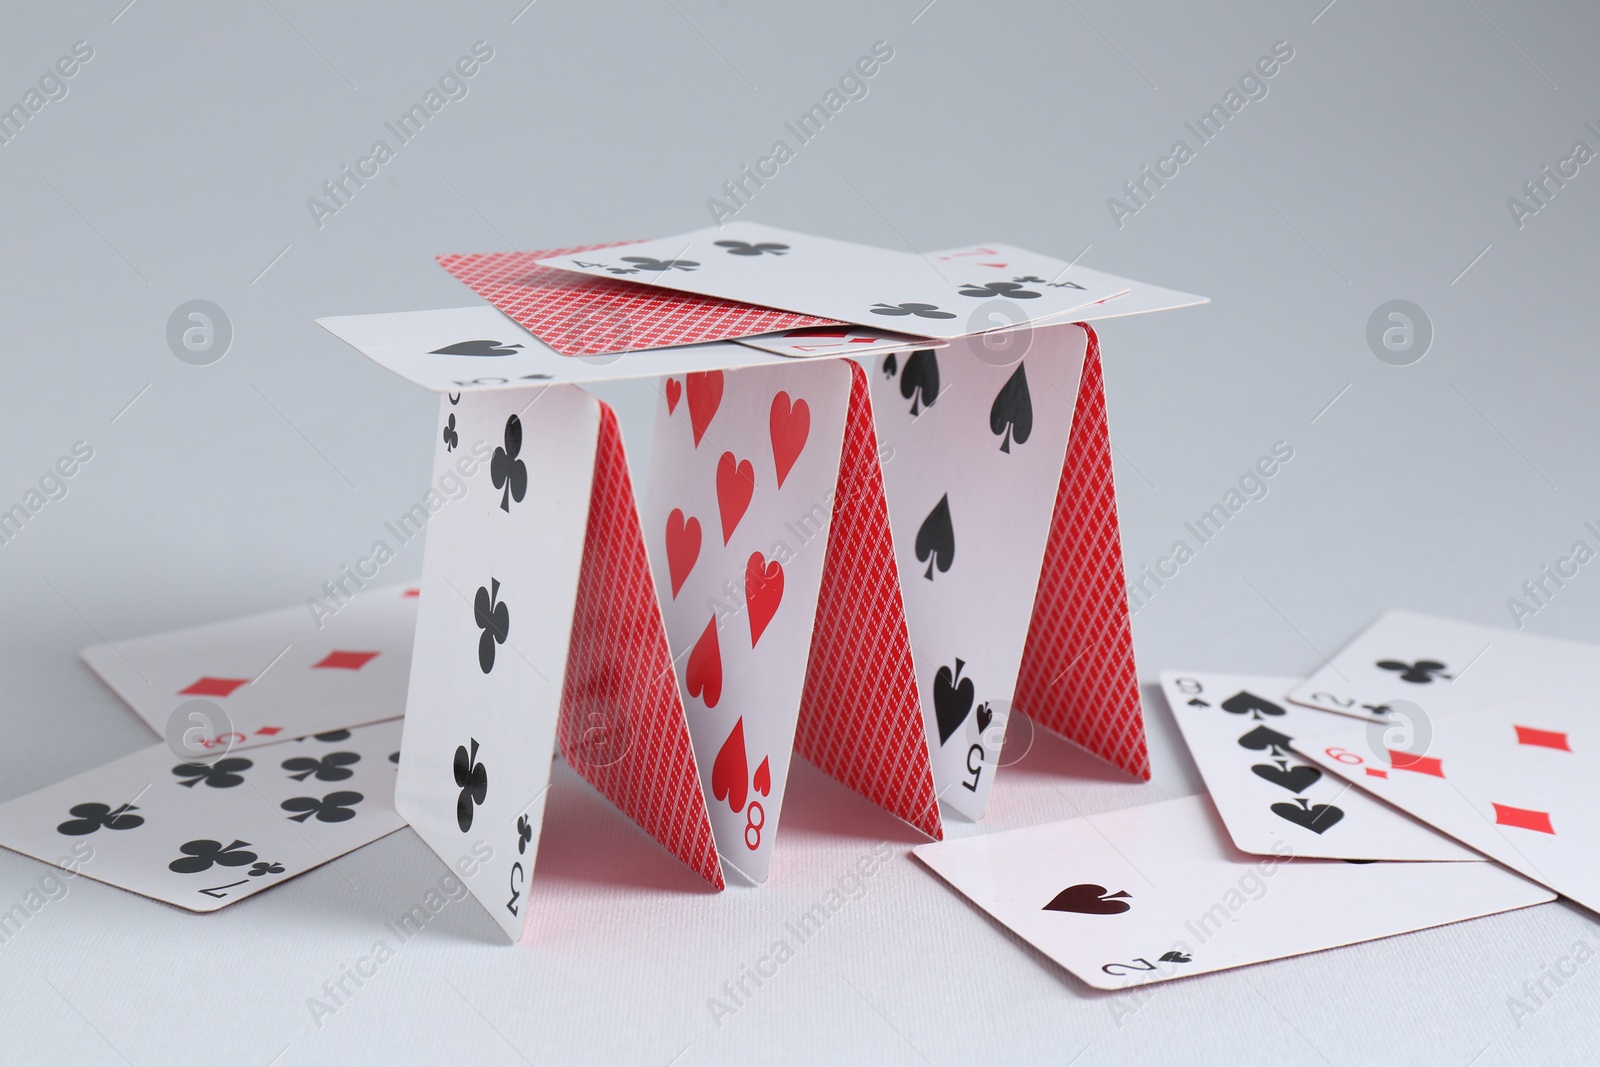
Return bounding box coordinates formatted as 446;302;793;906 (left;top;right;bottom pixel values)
3;1;1599;1063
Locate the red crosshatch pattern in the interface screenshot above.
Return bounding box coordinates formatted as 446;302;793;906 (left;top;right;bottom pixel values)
796;361;942;840
1492;803;1555;835
312;650;380;670
438;243;840;357
1014;326;1150;781
557;403;724;890
178;677;250;698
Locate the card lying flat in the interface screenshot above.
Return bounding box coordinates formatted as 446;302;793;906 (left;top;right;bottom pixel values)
912;794;1552;990
1294;697;1600;915
0;719;404;911
1287;609;1600;721
81;584;417;754
317;306;818;394
734;325;947;359
534;223;1145;339
438;244;838;355
1158;671;1477;860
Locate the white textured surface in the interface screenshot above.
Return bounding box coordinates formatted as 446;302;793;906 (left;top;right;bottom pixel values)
3;0;1600;1063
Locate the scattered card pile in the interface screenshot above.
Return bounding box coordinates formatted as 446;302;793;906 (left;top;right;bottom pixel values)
916;609;1598;988
0;586;419;910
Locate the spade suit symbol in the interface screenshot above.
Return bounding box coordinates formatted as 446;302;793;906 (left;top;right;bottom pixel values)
899;349;940;416
933;658;976;745
1043;884;1132;915
915;495;955;581
1271;798;1345;834
430;339;524;357
989;363;1033;453
1220;690;1285;720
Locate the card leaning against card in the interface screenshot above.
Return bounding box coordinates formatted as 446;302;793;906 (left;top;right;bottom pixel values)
913;795;1551;989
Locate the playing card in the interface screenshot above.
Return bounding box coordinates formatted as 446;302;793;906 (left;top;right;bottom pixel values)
640;360;852;882
0;719;404;912
1158;671;1478;860
534;223;1138;339
1287;609;1600;721
926;245;1208;325
1294;697;1600;915
80;584;417;754
913;794;1552;989
734;326;947;360
394;384;598;940
438;243;838;355
873;325;1087;819
317;306;813;395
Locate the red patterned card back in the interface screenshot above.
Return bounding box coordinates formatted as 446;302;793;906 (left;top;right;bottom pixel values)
439;244;837;356
1013;326;1150;780
795;361;942;839
557;403;724;888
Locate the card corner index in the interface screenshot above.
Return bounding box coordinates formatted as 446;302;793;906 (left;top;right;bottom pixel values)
1013;327;1149;780
794;359;942;839
556;399;725;891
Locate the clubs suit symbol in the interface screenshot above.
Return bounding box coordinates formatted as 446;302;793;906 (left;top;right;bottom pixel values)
281;751;360;782
715;240;789;256
56;802;143;836
442;414;458;452
621;256;698;272
172;757;253;789
281;791;364;824
454;739;488;832
1376;659;1451;684
474;579;510;674
168;839;257;874
870;302;956;320
958;280;1040;299
491;415;527;513
516;814;533;854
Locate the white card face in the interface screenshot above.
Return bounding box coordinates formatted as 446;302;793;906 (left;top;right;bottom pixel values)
317;306;806;394
639;360;852;883
80;585;418;754
1294;697;1600;914
1158;671;1478;860
734;326;948;360
0;719;405;912
394;386;598;940
534;223;1133;339
870;327;1085;819
913;794;1552;989
1287;609;1600;722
